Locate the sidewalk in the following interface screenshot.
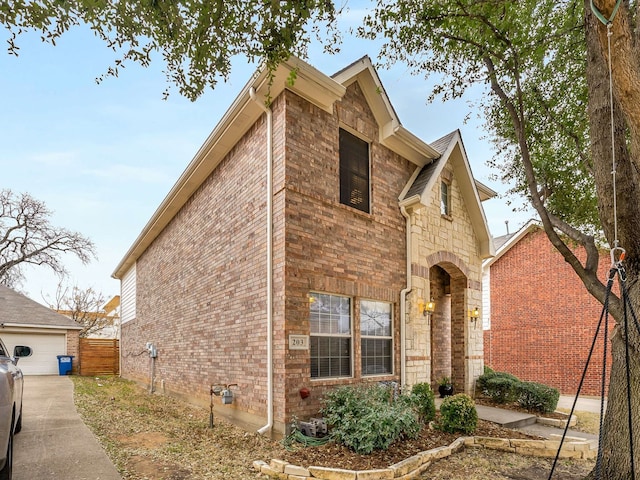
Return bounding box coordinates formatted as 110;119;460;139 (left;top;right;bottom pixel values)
13;375;122;480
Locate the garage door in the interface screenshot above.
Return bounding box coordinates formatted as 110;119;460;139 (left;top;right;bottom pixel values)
1;332;67;375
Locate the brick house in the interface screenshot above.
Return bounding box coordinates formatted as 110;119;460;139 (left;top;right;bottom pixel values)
482;220;612;396
112;56;495;436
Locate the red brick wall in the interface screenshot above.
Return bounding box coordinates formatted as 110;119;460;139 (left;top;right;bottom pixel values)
122;96;281;424
121;81;415;434
484;228;613;396
279;84;413;421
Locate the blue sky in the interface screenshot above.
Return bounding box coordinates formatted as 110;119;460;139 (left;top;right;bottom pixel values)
0;5;532;305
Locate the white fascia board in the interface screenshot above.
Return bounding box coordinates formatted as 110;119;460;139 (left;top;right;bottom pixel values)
483;219;541;269
112;58;345;279
0;323;82;331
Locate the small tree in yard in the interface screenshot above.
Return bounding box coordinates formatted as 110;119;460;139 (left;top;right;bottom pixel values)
48;284;116;338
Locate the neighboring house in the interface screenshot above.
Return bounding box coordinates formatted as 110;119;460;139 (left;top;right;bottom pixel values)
0;285;82;375
112;56;496;436
56;295;121;339
482;220;613;396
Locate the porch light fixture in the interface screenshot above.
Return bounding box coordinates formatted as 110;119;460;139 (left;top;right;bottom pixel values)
469;306;480;325
418;298;436;317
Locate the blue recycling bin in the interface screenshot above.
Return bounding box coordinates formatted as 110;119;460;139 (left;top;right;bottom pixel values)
56;355;74;375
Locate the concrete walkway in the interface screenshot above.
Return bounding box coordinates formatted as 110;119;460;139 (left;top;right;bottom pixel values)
13;375;121;480
438;394;603;443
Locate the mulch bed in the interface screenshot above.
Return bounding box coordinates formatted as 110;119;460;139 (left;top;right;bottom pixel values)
280;419;541;471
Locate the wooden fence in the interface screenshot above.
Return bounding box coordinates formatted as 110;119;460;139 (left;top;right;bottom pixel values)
79;338;119;376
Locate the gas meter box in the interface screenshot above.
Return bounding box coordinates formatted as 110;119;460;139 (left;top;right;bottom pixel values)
222;389;233;405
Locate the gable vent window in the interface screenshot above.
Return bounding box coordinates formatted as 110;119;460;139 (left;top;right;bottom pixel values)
339;129;370;213
441;181;451;217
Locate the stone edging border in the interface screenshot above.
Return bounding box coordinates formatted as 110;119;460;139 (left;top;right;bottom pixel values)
253;434;597;480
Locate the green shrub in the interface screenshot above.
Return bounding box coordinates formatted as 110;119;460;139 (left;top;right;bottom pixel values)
517;381;560;414
321;384;420;454
478;369;520;403
439;393;478;434
409;382;436;423
484;376;520;404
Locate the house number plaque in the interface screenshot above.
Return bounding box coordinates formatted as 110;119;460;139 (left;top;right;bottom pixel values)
289;335;309;350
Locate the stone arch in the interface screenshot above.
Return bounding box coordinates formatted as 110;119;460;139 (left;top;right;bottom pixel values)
427;252;470;395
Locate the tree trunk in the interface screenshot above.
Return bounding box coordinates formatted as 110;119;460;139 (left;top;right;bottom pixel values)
585;1;640;477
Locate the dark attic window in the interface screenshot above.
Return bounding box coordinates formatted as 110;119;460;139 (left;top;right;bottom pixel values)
339;128;370;213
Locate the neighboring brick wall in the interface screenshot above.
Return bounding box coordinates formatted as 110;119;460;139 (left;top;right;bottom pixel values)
66;329;80;374
485;228;612;396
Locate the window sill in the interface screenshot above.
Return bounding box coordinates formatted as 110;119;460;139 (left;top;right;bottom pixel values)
441;213;453;222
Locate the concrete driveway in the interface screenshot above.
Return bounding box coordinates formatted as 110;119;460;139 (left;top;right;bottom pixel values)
13;375;121;480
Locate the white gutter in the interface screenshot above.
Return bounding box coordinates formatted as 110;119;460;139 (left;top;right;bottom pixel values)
399;205;413;387
250;87;274;436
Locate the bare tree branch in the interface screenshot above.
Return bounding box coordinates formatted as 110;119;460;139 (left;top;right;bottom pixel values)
0;189;96;288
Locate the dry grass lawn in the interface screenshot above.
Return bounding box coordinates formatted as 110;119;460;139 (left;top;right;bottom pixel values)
72;376;595;479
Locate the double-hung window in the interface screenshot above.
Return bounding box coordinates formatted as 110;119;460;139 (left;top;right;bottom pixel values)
339;129;370;213
309;293;352;378
360;300;393;376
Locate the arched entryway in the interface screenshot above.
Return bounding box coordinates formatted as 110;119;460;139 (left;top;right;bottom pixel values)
429;263;468;393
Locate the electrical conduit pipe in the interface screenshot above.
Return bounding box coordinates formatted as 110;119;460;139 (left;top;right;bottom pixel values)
250;87;274;436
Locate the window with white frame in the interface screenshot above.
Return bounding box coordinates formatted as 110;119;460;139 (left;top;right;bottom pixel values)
360;300;393;376
441;181;451;216
309;292;352;378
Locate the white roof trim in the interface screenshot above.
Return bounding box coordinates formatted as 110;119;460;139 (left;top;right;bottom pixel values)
483;219;541;268
418;131;495;258
0;323;82;331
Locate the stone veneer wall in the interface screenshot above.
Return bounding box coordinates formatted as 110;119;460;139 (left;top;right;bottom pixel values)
404;154;484;394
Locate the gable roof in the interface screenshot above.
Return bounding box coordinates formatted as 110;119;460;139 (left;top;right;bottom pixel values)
0;285;82;330
399;130;496;258
113;56;495;278
483;219;540;268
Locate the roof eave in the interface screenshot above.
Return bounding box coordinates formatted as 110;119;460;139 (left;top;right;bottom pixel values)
112;59;346;279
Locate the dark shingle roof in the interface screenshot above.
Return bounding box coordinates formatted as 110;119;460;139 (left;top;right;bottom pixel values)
0;285;80;328
493;233;516;250
405;159;440;199
430;130;458;155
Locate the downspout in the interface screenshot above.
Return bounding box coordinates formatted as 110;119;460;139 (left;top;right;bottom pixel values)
250;87;274;436
399;205;413;387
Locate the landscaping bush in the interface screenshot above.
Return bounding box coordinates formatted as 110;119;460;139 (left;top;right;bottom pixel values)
477;368;520;404
409;382;436;423
484;376;520;404
517;381;560;414
321;384;420;454
438;393;478;434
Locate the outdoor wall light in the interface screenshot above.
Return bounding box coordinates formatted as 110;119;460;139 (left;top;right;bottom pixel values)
469;306;480;325
418;298;436;317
